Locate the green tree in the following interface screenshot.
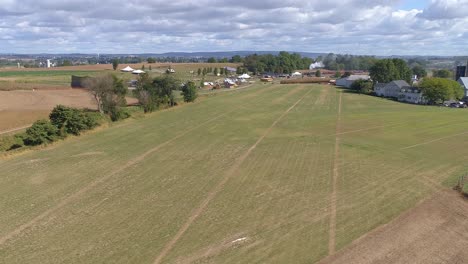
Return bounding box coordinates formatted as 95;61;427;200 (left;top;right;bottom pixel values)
83;74;127;120
181;81;198;102
141;64;145;70
112;59;119;71
134;73;157;113
369;59;412;83
202;68;207;76
49;105;101;136
147;57;156;63
419;78;464;104
207;57;217;63
197;68;201;76
214;67;218;76
315;70;321;77
219;67;224;75
23;120;59;146
333;71;341;78
151;75;180;107
350;79;373;94
230;55;242;63
412;65;427;78
432;69;452;78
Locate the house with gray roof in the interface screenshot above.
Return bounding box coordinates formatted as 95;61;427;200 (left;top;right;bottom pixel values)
398;87;427;104
336;75;370;88
374;80;427;104
374;80;410;98
458;77;468;98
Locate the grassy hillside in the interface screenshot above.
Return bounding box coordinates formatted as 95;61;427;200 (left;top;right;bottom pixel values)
0;84;467;263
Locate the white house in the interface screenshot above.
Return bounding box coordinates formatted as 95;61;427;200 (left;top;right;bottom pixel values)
458;77;468;98
336;75;370;88
374;80;410;98
398;87;427;104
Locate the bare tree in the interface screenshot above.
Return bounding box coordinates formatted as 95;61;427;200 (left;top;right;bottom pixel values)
83;74;114;113
83;74;127;117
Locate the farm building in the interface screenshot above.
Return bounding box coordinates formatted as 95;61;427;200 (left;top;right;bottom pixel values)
336;75;370;88
224;67;236;73
458;77;468;97
71;75;91;88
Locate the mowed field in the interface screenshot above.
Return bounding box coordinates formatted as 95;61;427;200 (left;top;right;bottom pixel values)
0;84;467;263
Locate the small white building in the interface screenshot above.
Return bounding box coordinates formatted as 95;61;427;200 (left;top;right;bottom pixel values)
336;75;370;88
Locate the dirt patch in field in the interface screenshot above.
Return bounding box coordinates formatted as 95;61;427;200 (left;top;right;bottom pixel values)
0;89;96;111
0;89;137;131
319;190;468;264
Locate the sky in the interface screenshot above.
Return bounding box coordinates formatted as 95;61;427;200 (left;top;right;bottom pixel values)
0;0;467;55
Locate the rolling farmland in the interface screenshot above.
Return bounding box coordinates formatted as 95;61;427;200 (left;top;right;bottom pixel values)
0;84;468;263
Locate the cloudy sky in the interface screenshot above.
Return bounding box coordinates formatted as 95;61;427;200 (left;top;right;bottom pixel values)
0;0;467;55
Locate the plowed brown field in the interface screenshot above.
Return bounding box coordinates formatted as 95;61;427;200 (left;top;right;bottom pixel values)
320;190;468;264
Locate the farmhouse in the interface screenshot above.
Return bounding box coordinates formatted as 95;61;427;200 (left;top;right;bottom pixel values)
336;75;370;88
375;80;427;104
375;80;410;98
458;77;468;98
398;87;427;104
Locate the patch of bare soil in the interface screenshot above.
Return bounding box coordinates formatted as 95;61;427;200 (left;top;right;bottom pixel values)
0;89;137;131
319;190;468;264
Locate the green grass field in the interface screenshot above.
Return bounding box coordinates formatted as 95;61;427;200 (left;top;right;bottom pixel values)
0;84;468;263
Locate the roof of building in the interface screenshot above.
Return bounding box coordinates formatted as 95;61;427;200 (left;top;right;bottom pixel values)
389;80;410;88
374;83;387;89
346;75;370;81
459;77;468;88
400;87;421;93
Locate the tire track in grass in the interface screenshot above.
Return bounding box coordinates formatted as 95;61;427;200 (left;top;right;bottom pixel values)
0;85;290;246
0;124;32;135
400;130;468;150
153;88;313;264
0;110;237;247
328;91;342;255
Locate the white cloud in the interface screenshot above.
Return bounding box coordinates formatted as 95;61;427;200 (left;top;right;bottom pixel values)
0;0;466;55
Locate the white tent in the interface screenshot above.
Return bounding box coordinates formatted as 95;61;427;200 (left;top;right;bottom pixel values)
121;66;135;72
132;69;145;74
238;73;251;79
292;72;302;76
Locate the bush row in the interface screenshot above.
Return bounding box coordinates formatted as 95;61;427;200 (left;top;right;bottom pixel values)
7;105;105;150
